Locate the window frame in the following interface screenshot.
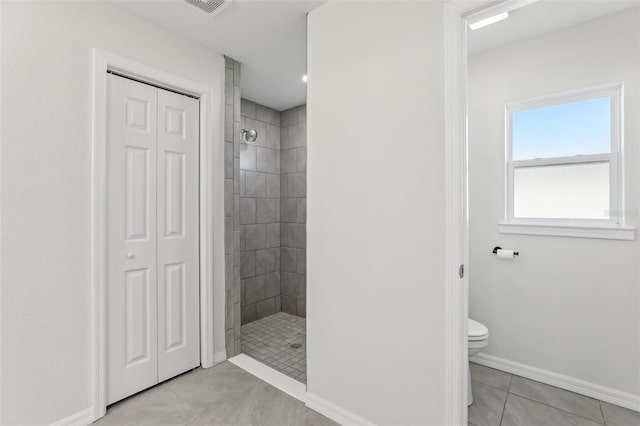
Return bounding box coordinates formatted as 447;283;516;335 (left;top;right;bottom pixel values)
502;83;633;239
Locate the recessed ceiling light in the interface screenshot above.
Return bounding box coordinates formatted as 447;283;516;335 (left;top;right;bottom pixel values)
302;75;308;83
469;11;509;30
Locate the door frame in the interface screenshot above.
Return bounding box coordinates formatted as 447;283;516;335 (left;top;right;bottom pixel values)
443;1;540;424
91;49;224;420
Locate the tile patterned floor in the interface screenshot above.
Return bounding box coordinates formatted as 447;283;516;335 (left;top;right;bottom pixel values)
469;362;640;426
241;312;307;383
95;362;334;426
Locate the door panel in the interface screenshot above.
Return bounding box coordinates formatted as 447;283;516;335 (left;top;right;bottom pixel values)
156;89;200;382
107;74;158;405
124;268;151;365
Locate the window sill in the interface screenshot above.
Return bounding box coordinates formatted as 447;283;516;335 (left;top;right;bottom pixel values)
498;223;635;241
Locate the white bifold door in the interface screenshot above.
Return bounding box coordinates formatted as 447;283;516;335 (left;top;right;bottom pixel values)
106;74;200;405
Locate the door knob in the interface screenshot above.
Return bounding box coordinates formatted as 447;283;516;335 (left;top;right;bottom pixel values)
126;252;135;259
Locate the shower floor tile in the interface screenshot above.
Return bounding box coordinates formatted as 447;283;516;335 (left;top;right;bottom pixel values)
241;312;306;383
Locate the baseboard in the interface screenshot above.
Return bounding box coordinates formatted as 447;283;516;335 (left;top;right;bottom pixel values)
471;353;640;412
49;407;93;426
228;354;307;402
213;349;227;365
305;392;376;426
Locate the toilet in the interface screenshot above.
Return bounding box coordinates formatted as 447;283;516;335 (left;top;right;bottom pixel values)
468;319;489;405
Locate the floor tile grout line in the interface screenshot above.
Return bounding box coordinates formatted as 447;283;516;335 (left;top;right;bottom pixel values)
505;390;605;425
498;374;512;426
473;367;606;425
599;400;606;426
470;379;511;394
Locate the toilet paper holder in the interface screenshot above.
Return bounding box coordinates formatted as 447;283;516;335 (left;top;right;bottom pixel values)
492;246;519;256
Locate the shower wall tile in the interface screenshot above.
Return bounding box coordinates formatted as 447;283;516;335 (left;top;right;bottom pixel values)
234;303;241;338
225;218;233;255
280;174;289;198
225;55;234;70
256;297;276;320
240;171;246;197
225;71;233;106
245;172;266;198
256;199;276;223
233;122;241;158
257;104;277;125
240;144;257;171
279;104;307;319
281;247;296;272
266;124;280;150
281;108;297;127
287;223;306;249
280;199;296;222
233;86;241;122
225;105;233;141
297;300;306;318
225;142;233;179
281;149;296;173
266;223;280;248
296;147;307;172
240;198;256;224
245;275;266;305
234;159;240;194
234;231;240;265
225;255;233;292
225;179;234;216
266;272;280;297
295;249;306;274
288;173;306;197
245;224;266;250
281;295;297;315
233;60;241;86
298;105;306;123
223;57;246;351
295;199;306;223
256;248;276;275
237;102;305;325
225;329;234;358
275;295;282;312
241;99;257;119
242;303;256;325
239;99;283;324
266;174;280;198
257;147;276;173
240;251;255;279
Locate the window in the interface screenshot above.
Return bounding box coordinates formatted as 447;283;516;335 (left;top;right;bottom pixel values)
501;83;633;240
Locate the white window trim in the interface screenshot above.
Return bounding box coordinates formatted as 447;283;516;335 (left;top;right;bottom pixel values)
502;82;634;240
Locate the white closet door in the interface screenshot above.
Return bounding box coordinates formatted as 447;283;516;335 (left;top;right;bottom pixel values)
107;74;159;404
156;88;200;381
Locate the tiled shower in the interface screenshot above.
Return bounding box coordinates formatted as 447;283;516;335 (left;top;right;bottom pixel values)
224;56;307;382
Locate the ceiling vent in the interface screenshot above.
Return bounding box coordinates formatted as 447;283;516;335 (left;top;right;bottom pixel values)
185;0;231;16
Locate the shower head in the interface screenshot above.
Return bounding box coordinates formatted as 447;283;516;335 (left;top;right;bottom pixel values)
241;129;258;143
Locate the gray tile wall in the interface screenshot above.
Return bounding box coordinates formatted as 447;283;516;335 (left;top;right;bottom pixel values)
279;105;307;317
240;99;283;324
224;57;242;357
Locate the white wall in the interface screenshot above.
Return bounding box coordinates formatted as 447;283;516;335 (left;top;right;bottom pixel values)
0;2;225;424
469;8;640;397
306;1;446;424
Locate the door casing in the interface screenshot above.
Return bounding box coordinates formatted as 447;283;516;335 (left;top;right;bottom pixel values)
443;1;541;424
91;49;225;421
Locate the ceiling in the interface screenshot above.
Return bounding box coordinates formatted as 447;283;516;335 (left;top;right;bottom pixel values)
115;0;324;111
468;0;640;54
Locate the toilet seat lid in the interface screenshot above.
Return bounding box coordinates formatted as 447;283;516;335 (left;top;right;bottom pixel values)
468;319;488;340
